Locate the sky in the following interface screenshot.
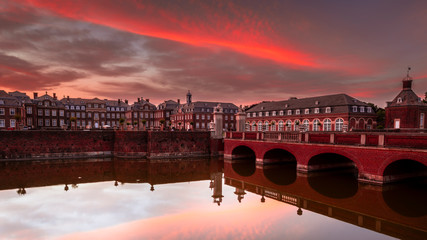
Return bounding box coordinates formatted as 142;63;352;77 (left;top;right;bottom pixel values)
1;0;426;107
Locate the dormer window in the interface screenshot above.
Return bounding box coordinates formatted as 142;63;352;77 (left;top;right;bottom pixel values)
304;109;309;114
247;113;251;117
272;111;276;116
0;100;4;105
287;110;292;115
367;107;372;113
265;112;269;117
295;109;300;115
258;112;262;117
314;108;319;114
315;101;319;105
352;106;358;112
360;106;365;113
397;97;402;103
325;107;331;113
279;110;284;116
252;112;256;117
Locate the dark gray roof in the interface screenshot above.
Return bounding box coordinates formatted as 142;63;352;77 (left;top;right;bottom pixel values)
158;100;178;110
387;90;426;107
60;98;87;105
0;90;22;107
132;100;156;110
174;101;238;114
246;94;370;113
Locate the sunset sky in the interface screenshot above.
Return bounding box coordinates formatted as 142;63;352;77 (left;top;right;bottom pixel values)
1;0;426;107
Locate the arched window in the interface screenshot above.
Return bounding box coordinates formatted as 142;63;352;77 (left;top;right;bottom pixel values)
323;119;332;131
294;120;300;131
359;119;365;129
251;121;256;131
278;120;284;131
271;121;276;131
286;120;292;131
335;118;344;131
245;121;250;131
313;119;320;131
302;119;309;131
264;121;269;131
257;121;263;131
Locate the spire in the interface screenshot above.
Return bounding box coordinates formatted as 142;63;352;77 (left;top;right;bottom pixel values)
186;90;192;104
402;66;413;90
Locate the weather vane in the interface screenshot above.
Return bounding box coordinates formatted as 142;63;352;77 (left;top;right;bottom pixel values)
407;66;411;77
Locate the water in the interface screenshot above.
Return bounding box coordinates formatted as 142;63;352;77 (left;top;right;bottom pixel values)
0;158;425;240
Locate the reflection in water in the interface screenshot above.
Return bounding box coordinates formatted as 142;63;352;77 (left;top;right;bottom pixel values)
382;179;427;217
231;160;256;177
263;163;296;185
307;168;358;199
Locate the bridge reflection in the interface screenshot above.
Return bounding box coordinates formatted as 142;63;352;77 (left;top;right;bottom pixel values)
225;161;427;240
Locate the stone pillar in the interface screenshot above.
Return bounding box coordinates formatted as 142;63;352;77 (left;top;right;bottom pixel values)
360;134;366;145
212;104;224;139
211;172;223;206
378;134;385;147
235;107;246;132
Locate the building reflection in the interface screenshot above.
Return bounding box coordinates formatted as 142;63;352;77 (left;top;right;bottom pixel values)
225;161;427;240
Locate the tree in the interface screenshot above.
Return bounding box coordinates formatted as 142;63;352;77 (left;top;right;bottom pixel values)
119;118;125;130
14;114;22;130
70;117;77;130
424;91;427;103
367;103;385;129
159;119;165;131
141;119;147;131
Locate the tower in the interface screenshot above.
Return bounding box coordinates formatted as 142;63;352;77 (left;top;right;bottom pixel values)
186;90;192;105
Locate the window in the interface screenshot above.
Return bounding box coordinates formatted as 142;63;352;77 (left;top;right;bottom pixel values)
247;113;251;117
225;115;228;120
88;113;92;118
38;102;42;106
76;106;80;110
202;115;205;120
27;118;32;126
196;122;199;128
52;119;57;126
59;110;64;117
38;118;43;126
272;111;276;116
101;113;105;118
10;108;15;115
0;108;4;115
60;119;64;126
207;115;210;120
314;108;319;114
94;104;98;108
258;112;262;117
335;118;344;131
278;120;284;131
286;120;292;131
265;112;269;117
121;108;125;111
71;112;75;117
264;121;269;131
231;115;234;120
38;109;43;116
360;106;365;113
45;109;50;116
65;105;69;110
0;119;4;127
196;114;199;120
45;119;50;127
81;106;85;110
71;106;75;110
367;107;372;113
302;119;309;131
10;119;16;128
287;110;292;115
313;119;320;131
279;110;284;116
257;121;262;131
421;113;425;129
323;119;331;131
44;101;49;107
27;107;32;114
76;112;80;118
252;113;256;117
52;110;57;117
352;106;358;112
325;107;331;113
295;109;300;115
0;100;3;105
88;104;92;108
304;109;309;114
397;97;402;103
201;122;205;128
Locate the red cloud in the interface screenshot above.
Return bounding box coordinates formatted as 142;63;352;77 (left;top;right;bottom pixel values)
22;0;318;69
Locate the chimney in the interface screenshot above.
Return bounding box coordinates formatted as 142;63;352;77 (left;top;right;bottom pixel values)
118;99;120;104
125;99;128;104
402;78;412;90
177;99;180;104
146;99;150;102
33;92;38;99
67;96;70;101
53;93;57;100
138;98;140;103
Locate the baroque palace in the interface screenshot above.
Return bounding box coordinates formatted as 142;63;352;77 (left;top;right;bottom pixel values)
0;73;426;132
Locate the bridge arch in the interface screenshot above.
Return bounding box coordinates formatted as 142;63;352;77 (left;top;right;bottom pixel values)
381;157;427;183
307;151;361;173
231;145;256;161
262;148;297;165
230;145;256;177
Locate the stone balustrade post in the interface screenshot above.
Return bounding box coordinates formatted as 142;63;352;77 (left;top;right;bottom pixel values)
378;134;385;147
360;134;366;145
330;133;335;144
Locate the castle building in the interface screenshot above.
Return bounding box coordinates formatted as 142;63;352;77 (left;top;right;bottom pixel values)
245;94;376;132
0;91;26;130
154;100;179;129
170;91;238;131
129;98;156;130
385;73;427;130
32;92;66;130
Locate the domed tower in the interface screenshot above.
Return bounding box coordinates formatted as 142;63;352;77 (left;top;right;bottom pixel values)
385;68;427;130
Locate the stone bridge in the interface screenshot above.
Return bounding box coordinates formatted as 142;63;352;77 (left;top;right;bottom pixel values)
224;132;427;185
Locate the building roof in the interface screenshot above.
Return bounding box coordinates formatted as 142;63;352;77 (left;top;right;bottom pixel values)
0;90;22;107
158;100;179;110
131;99;156;110
387;77;427;107
175;101;238;114
246;94;370;113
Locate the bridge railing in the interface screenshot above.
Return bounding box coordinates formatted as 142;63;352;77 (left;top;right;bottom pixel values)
225;131;427;149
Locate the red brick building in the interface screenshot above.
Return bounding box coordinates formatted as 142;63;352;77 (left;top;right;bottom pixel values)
170;91;238;131
245;94;376;132
154;100;179;129
0;90;25;130
32;92;66;130
129;98;156;130
385;75;427;130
